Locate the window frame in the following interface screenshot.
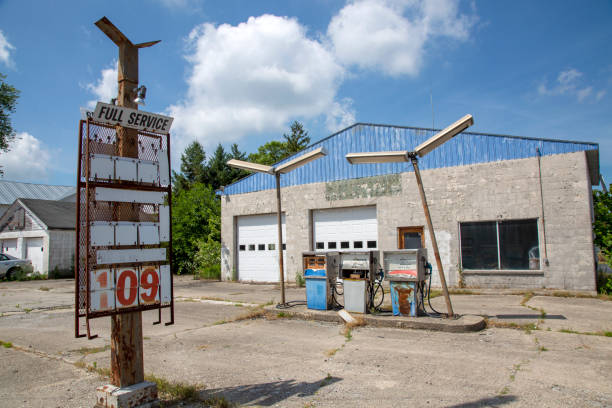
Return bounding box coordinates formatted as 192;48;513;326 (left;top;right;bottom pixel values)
459;218;540;271
397;226;425;249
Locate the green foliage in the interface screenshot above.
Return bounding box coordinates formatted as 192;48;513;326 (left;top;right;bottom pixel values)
597;272;612;295
295;271;305;287
248;121;311;165
593;186;612;258
172;183;220;275
195;236;222;280
283;120;310;154
0;73;20;155
172;141;207;192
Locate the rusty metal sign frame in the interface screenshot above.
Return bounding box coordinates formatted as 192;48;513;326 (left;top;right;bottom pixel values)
75;118;174;339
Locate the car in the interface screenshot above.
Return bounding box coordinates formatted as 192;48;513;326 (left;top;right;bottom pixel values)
0;253;33;280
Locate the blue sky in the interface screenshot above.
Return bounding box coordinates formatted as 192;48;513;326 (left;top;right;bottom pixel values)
0;0;610;187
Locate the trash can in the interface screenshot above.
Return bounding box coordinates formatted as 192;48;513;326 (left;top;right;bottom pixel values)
303;252;338;310
383;249;427;317
339;251;377;314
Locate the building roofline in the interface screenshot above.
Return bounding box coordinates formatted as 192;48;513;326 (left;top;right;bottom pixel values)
220;122;600;194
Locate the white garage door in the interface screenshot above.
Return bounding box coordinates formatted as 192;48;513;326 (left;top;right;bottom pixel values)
26;237;44;274
2;239;19;258
313;206;378;251
237;214;286;282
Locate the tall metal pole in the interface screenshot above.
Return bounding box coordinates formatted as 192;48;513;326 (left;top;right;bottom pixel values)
95;17;160;388
410;156;454;318
275;172;286;305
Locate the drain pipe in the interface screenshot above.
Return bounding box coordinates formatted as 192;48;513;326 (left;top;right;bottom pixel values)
536;148;549;266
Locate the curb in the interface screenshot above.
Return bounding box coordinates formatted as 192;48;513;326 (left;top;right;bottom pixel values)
263;305;485;333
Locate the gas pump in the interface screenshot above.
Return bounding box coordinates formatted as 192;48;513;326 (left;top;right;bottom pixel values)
338;251;378;313
382;249;427;317
302;251;339;310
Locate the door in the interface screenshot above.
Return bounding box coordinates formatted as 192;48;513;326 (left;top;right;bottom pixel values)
398;226;425;249
313;206;377;251
26;237;44;274
2;239;19;258
237;214;286;282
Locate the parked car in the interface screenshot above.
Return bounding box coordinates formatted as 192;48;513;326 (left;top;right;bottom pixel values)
0;253;33;279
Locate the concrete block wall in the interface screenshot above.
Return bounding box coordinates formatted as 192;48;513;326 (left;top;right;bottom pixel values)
221;151;596;291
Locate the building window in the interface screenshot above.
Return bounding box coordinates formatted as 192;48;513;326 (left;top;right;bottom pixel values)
398;226;424;249
340;241;349;249
316;242;324;249
353;241;363;249
282;243;286;250
367;240;377;249
327;242;337;249
460;219;539;270
258;244;265;251
268;243;275;250
248;244;255;251
239;245;246;251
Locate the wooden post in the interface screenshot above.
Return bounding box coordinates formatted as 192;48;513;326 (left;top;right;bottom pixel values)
94;17;160;388
411;156;454;318
275;172;286;305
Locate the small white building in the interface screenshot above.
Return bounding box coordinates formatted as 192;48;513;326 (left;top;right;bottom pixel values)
0;199;75;277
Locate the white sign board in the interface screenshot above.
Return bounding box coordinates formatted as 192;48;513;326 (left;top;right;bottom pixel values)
93;102;173;135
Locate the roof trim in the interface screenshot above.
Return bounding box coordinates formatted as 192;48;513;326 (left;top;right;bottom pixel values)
221;122;599;193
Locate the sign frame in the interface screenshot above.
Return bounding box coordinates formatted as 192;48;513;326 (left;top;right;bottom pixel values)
75;118;174;340
92;102;174;135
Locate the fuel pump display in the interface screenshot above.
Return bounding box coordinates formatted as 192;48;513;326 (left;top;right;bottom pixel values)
339;251;378;313
302;252;339;310
383;249;427;317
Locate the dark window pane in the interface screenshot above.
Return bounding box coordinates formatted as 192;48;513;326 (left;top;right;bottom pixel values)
239;245;246;251
353;241;363;249
403;232;422;249
327;242;337;249
460;222;498;269
340;241;350;249
316;242;324;249
258;244;265;251
268;243;275;250
248;244;255;251
499;219;539;270
282;243;286;250
367;240;377;248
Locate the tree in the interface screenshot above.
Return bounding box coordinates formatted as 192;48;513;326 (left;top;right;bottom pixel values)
0;73;20;153
594;186;612;259
248;140;288;165
172;141;206;192
283;120;310;154
171;183;219;274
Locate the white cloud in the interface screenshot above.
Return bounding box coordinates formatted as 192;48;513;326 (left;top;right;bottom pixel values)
326;98;356;132
168;14;346;157
86;60;118;108
0;30;15;68
538;68;604;103
327;0;476;76
0;132;51;181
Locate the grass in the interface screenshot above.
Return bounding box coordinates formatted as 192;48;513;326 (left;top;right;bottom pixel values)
212;306;267;326
1;340;12;348
276;312;289;318
520;292;535;306
38;286;50;291
559;328;612;337
74;360;112;378
71;345;111;355
325;348;340;357
146;373;200;402
484;318;539;334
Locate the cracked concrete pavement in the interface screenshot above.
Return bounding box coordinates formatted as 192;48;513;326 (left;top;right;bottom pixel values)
0;276;611;407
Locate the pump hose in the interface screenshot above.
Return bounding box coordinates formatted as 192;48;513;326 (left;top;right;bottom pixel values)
422;262;442;317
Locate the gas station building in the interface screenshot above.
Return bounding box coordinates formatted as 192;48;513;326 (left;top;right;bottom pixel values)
219;123;600;291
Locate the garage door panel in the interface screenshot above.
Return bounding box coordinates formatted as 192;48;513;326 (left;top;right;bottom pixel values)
237;214;286;282
314;206;378;251
26;237;44;274
2;239;19;258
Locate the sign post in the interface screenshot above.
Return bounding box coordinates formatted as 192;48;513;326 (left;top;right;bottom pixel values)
73;17;174;408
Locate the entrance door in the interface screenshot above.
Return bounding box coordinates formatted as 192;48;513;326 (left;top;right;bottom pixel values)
398;226;424;249
26;237;44;273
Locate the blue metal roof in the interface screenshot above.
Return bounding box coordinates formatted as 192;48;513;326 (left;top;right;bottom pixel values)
223;123;599;196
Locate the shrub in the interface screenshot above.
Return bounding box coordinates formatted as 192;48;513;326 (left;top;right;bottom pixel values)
597;272;612;295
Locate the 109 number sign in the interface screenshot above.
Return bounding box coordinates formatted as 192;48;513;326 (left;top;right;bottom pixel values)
90;265;171;312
